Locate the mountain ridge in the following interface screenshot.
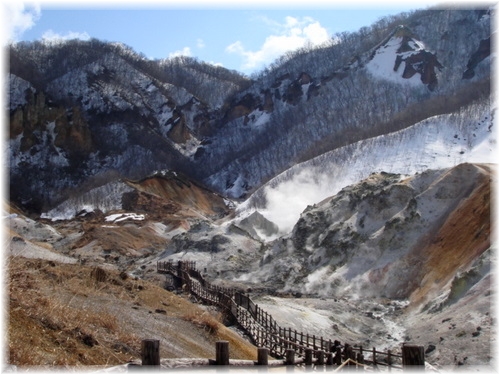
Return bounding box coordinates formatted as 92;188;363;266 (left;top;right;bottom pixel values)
6;7;496;369
8;7;492;213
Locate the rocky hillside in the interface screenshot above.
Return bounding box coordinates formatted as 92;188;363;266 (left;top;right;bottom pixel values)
239;163;492;301
6;161;494;369
41;170;231;221
158;163;493;303
155;162;495;369
7;255;257;368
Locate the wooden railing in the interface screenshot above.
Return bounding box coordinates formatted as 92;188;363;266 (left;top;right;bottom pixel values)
157;260;422;370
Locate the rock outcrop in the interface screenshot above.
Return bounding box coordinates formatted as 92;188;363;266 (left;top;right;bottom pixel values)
235;163;493;305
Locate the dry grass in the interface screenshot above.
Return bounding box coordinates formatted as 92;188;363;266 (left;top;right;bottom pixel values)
182;310;222;334
8;256;141;367
7;255;258;368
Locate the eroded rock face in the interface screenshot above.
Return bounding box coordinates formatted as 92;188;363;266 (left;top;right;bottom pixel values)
400;50;443;91
237;211;279;239
377;26;445;91
124;172;232;220
10;91;94;156
463;37;491;79
241;164;492;304
282;73;315;105
225;93;261;122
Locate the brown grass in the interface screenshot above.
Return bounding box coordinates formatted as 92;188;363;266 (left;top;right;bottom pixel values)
7;255;258;368
182;310;222;334
8;257;140;367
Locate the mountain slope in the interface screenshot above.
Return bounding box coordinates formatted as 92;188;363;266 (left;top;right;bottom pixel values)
198;8;491;198
233;163;493;299
6;7;495;369
41;170;231;222
6;160;493;369
238;96;493;236
7;7;492;213
8;255;257;367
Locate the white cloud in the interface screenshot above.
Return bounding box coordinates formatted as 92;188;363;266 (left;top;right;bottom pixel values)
3;1;41;42
303;21;330;44
226;16;330;72
208;61;224;67
196;38;205;49
41;29;91;43
169;46;192;58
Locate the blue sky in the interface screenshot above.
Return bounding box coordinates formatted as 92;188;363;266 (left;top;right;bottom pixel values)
5;1;440;75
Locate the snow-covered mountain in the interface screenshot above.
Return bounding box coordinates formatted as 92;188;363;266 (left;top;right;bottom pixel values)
7;7;492;215
238;97;494;236
198;9;491;198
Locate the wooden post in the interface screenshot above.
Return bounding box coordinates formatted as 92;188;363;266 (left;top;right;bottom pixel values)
317;350;325;365
402;344;425;370
257;347;269;365
326;352;334;366
336;346;342;366
344;344;354;367
388;349;392;372
216;341;230;365
357;352;364;370
141;339;160;367
305;348;313;366
357;346;364;370
285;349;295;365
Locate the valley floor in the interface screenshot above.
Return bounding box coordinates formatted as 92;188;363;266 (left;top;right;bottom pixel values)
253;292;495;372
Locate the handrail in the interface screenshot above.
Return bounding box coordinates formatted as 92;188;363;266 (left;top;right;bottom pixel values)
157;260;403;369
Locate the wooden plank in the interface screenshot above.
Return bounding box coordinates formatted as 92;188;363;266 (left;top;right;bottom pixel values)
336;347;342;366
388;349;392;371
357;351;364;370
317;350;325;365
326;352;334;366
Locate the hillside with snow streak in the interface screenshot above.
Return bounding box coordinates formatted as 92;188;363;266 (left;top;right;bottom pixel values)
239;98;495;237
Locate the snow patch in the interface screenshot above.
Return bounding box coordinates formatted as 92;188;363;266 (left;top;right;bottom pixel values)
105;213;145;222
171;135;201;158
252;111;271;128
366;36;425;85
41;182;134;221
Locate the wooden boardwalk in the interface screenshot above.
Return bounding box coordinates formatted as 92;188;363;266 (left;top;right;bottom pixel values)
158;260;424;370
